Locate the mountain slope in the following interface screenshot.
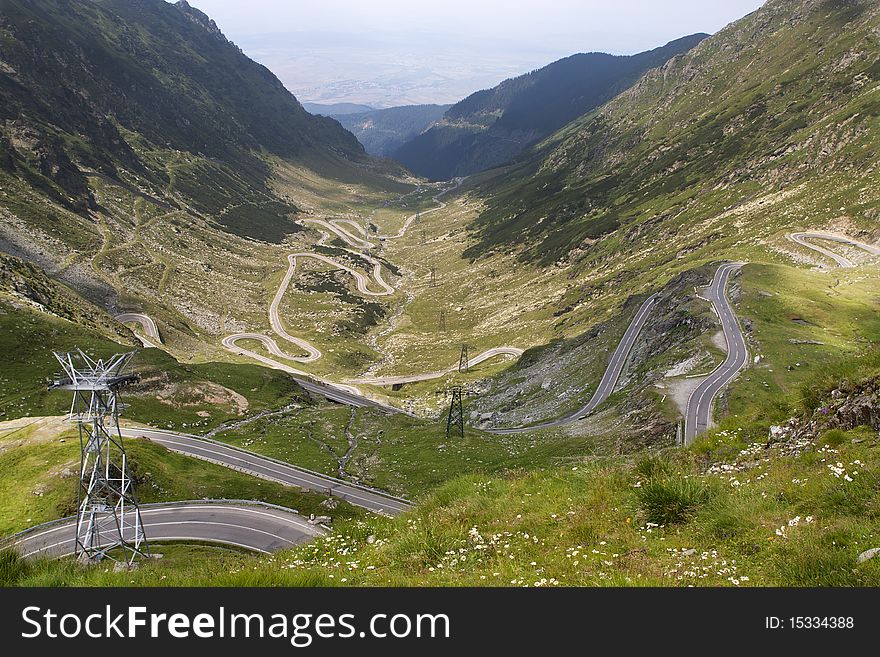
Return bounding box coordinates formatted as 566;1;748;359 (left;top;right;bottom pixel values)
464;0;880;267
331;104;451;157
0;0;364;238
392;34;708;180
7;363;880;586
0;0;411;353
304;102;375;116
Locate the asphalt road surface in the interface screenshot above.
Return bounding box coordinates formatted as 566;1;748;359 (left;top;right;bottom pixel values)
121;427;412;515
486;294;658;435
301;218;375;249
268;257;324;362
788;232;880;268
220;334;407;414
684;262;748;444
220;178;505;413
115;312;161;348
8;501;324;558
350;347;524;386
287;252;394;296
374;179;462;240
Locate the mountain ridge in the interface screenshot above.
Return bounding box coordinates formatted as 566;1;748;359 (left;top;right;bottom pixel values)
392;34;708;180
463;0;879;265
331;104;452;157
0;0;365;233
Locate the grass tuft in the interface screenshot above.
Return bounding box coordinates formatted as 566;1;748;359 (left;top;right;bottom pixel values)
636;476;711;525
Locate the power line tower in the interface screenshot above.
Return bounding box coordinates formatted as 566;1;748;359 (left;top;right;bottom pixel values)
438;307;447;331
50;350;148;564
458;344;469;373
446;386;465;438
421;229;427;245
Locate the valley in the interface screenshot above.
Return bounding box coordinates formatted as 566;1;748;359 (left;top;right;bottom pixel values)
0;0;879;589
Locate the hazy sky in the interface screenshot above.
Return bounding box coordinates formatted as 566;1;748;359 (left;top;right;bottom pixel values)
182;0;767;107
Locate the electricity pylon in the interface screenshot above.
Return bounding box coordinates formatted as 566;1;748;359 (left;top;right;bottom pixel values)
458;344;469;373
50;350;147;564
438;308;447;331
446;386;465;438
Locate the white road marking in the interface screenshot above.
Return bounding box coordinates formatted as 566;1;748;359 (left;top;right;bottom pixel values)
12;503;323;557
121;429;411;513
684;263;747;443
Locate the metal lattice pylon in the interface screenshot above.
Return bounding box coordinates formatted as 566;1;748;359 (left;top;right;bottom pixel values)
446;386;465;438
51;349;147;563
458;344;469;373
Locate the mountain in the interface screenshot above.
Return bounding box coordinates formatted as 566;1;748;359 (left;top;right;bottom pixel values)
0;0;365;243
331;104;452;157
464;0;880;266
392;34;708;180
304;102;375;116
3;0;880;592
0;0;412;347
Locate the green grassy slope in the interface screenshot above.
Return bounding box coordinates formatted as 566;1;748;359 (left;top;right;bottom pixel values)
6;357;879;587
0;296;308;431
0;0;362;222
1;0;879;591
0;0;416;374
0;418;362;538
467;0;879;265
364;0;877;433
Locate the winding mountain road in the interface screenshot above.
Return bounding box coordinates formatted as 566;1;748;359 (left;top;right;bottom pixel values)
350;347;525;387
267;257;324;362
788;232;880;268
679;232;879;443
110;181;516;414
486;294;658;434
288;252;395;296
683;263;748;444
120;427;411;515
5;422;411;558
115;312;161;348
7;501;324;559
373;180;461;240
220;334;405;413
218;179;520;409
301;218;374;250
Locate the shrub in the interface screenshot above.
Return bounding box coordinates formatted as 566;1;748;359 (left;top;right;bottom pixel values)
635;454;673;480
819;429;847;447
636;477;710;525
0;549;30;586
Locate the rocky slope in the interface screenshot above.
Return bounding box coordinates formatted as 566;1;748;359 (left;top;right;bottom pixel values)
471;265;718;449
773;375;880;444
0;0;406;349
0;0;363;226
0;253;136;343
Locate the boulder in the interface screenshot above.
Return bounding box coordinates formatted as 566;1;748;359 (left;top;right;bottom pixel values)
857;547;880;564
